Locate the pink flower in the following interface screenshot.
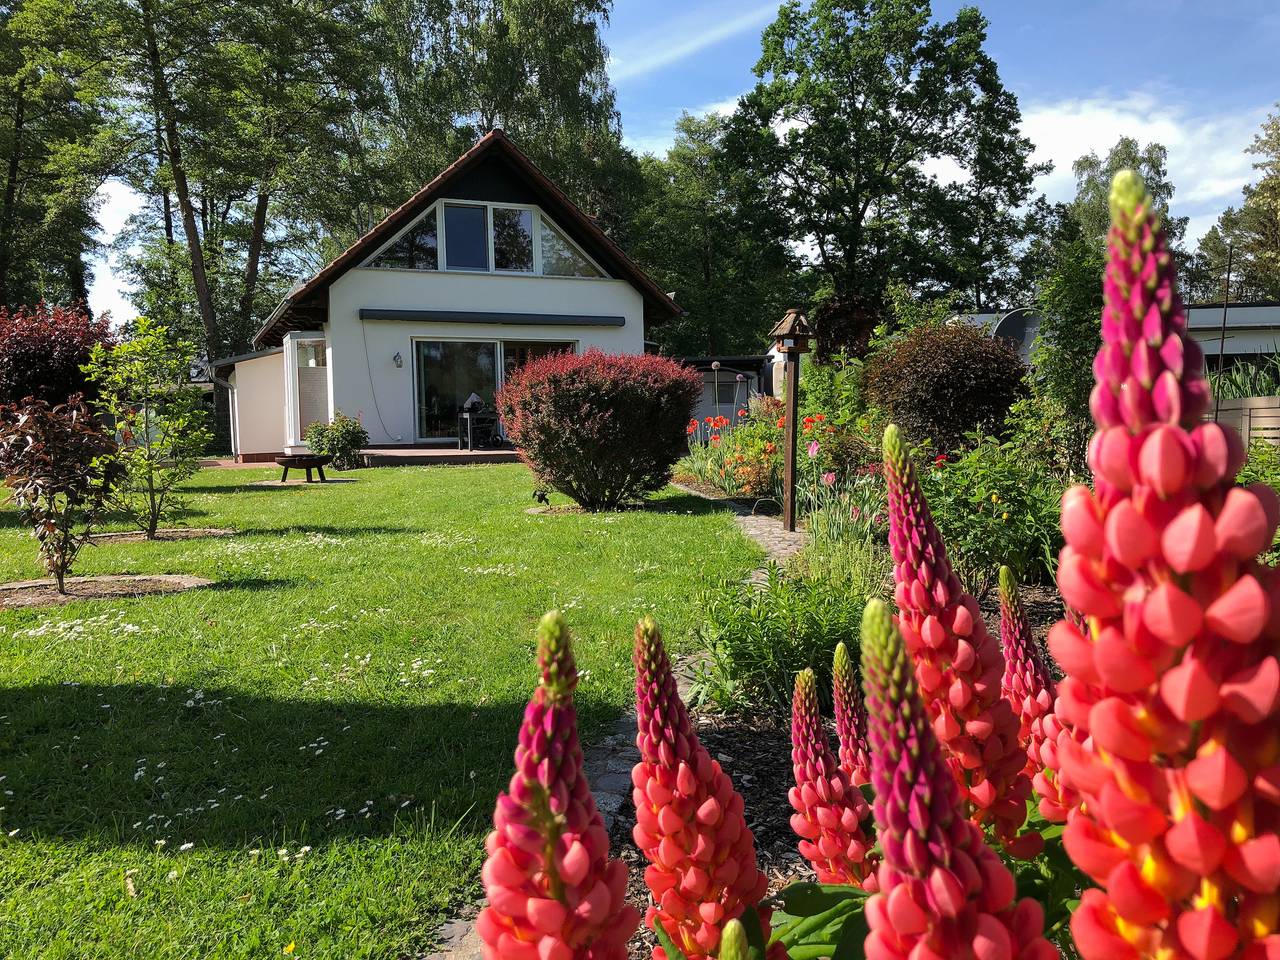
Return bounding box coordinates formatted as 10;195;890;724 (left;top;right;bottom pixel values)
1055;171;1280;960
860;600;1058;960
820;471;836;486
789;668;876;888
833;641;872;787
632;618;769;960
807;440;820;458
882;425;1039;856
476;612;639;960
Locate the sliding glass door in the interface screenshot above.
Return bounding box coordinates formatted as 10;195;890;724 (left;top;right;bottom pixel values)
414;340;498;441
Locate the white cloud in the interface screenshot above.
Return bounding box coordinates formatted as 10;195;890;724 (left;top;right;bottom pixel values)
1019;93;1268;243
607;2;776;83
694;95;742;118
88;180;144;327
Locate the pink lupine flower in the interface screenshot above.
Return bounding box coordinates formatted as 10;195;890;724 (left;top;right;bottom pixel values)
476;612;639;960
789;668;876;889
632;618;770;960
999;566;1080;823
1055;171;1280;960
832;641;872;786
882;425;1039;856
860;600;1059;960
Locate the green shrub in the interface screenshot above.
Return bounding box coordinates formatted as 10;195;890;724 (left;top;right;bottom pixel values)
84;317;211;538
919;434;1064;596
305;411;369;470
688;569;868;714
863;323;1026;452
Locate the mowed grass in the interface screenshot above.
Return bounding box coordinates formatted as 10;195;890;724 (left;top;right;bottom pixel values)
0;464;760;958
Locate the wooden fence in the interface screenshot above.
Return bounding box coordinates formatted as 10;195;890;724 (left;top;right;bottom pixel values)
1207;396;1280;445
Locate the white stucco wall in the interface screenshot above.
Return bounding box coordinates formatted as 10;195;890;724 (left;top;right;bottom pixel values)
324;267;647;444
230;351;287;457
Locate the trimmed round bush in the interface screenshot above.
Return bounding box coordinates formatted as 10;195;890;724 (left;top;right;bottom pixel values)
863;323;1026;451
497;350;701;511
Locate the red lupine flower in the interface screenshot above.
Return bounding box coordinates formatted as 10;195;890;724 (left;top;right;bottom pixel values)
998;567;1080;823
789;668;876;889
833;641;872;786
1054;171;1280;960
632;618;769;960
687;420;698;435
710;434;721;445
882;425;1039;856
476;612;639;960
860;600;1059;960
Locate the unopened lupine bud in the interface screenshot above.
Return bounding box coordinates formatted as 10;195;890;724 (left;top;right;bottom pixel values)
632;618;769;960
789;668;876;889
860;600;1059;960
477;612;639;960
882;425;1038;855
833;642;872;786
1057;171;1280;960
998;567;1079;821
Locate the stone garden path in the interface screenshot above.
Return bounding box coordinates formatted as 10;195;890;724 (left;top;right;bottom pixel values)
426;489;804;959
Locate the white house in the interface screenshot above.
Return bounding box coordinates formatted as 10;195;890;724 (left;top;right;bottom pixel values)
214;130;682;461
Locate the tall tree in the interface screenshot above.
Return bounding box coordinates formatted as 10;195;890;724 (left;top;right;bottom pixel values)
628;113;799;356
1186;106;1280;303
724;0;1038;352
1070;136;1187;250
0;0;113;308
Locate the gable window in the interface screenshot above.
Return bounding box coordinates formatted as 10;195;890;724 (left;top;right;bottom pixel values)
368;200;605;279
493;207;534;272
370;212;438;270
444;204;489;271
541;219;602;278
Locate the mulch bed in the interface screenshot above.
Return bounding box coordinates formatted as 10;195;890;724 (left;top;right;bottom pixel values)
89;528;235;544
0;574;214;609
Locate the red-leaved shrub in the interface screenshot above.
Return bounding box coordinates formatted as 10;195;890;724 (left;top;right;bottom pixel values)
0;302;114;406
497;350;701;511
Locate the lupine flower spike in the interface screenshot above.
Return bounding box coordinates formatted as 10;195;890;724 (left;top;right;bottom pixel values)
860;599;1059;960
997;566;1079;821
477;612;639;960
833;641;873;786
789;668;877;889
882;425;1039;856
1055;170;1280;960
631;617;773;960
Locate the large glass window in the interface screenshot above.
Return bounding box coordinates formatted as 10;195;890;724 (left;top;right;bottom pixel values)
493;208;534;272
444;204;489;271
502;341;574;380
541;219;601;277
414;340;497;440
370;212;438;270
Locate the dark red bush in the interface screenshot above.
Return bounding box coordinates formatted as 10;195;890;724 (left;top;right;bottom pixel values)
0;302;114;406
497;350;702;511
0;396;119;591
864;323;1026;452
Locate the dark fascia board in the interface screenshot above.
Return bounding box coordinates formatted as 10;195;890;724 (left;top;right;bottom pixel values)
360;308;624;327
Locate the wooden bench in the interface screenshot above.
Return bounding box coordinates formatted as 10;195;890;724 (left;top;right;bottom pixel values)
274;454;333;483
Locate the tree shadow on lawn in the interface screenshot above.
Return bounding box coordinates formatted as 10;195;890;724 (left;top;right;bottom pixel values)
0;682;599;852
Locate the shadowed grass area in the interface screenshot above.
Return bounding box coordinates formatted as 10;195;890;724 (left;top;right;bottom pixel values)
0;464;759;958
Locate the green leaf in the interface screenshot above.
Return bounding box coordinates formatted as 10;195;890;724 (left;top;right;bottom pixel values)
775;882;869;918
653;920;690;960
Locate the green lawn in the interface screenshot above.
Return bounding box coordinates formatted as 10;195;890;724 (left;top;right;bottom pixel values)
0;465;759;958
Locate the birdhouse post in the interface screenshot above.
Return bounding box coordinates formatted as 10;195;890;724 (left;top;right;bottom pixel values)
769;308;814;532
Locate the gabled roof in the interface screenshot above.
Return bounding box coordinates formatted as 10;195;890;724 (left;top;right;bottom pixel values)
254;129;682;348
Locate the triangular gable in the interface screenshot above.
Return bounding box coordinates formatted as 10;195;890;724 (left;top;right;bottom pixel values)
254;130;681;347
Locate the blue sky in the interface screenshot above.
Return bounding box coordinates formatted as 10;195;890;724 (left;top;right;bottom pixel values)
88;0;1280;321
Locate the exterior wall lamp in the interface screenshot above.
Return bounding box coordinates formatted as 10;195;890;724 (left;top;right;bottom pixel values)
393;352;403;368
